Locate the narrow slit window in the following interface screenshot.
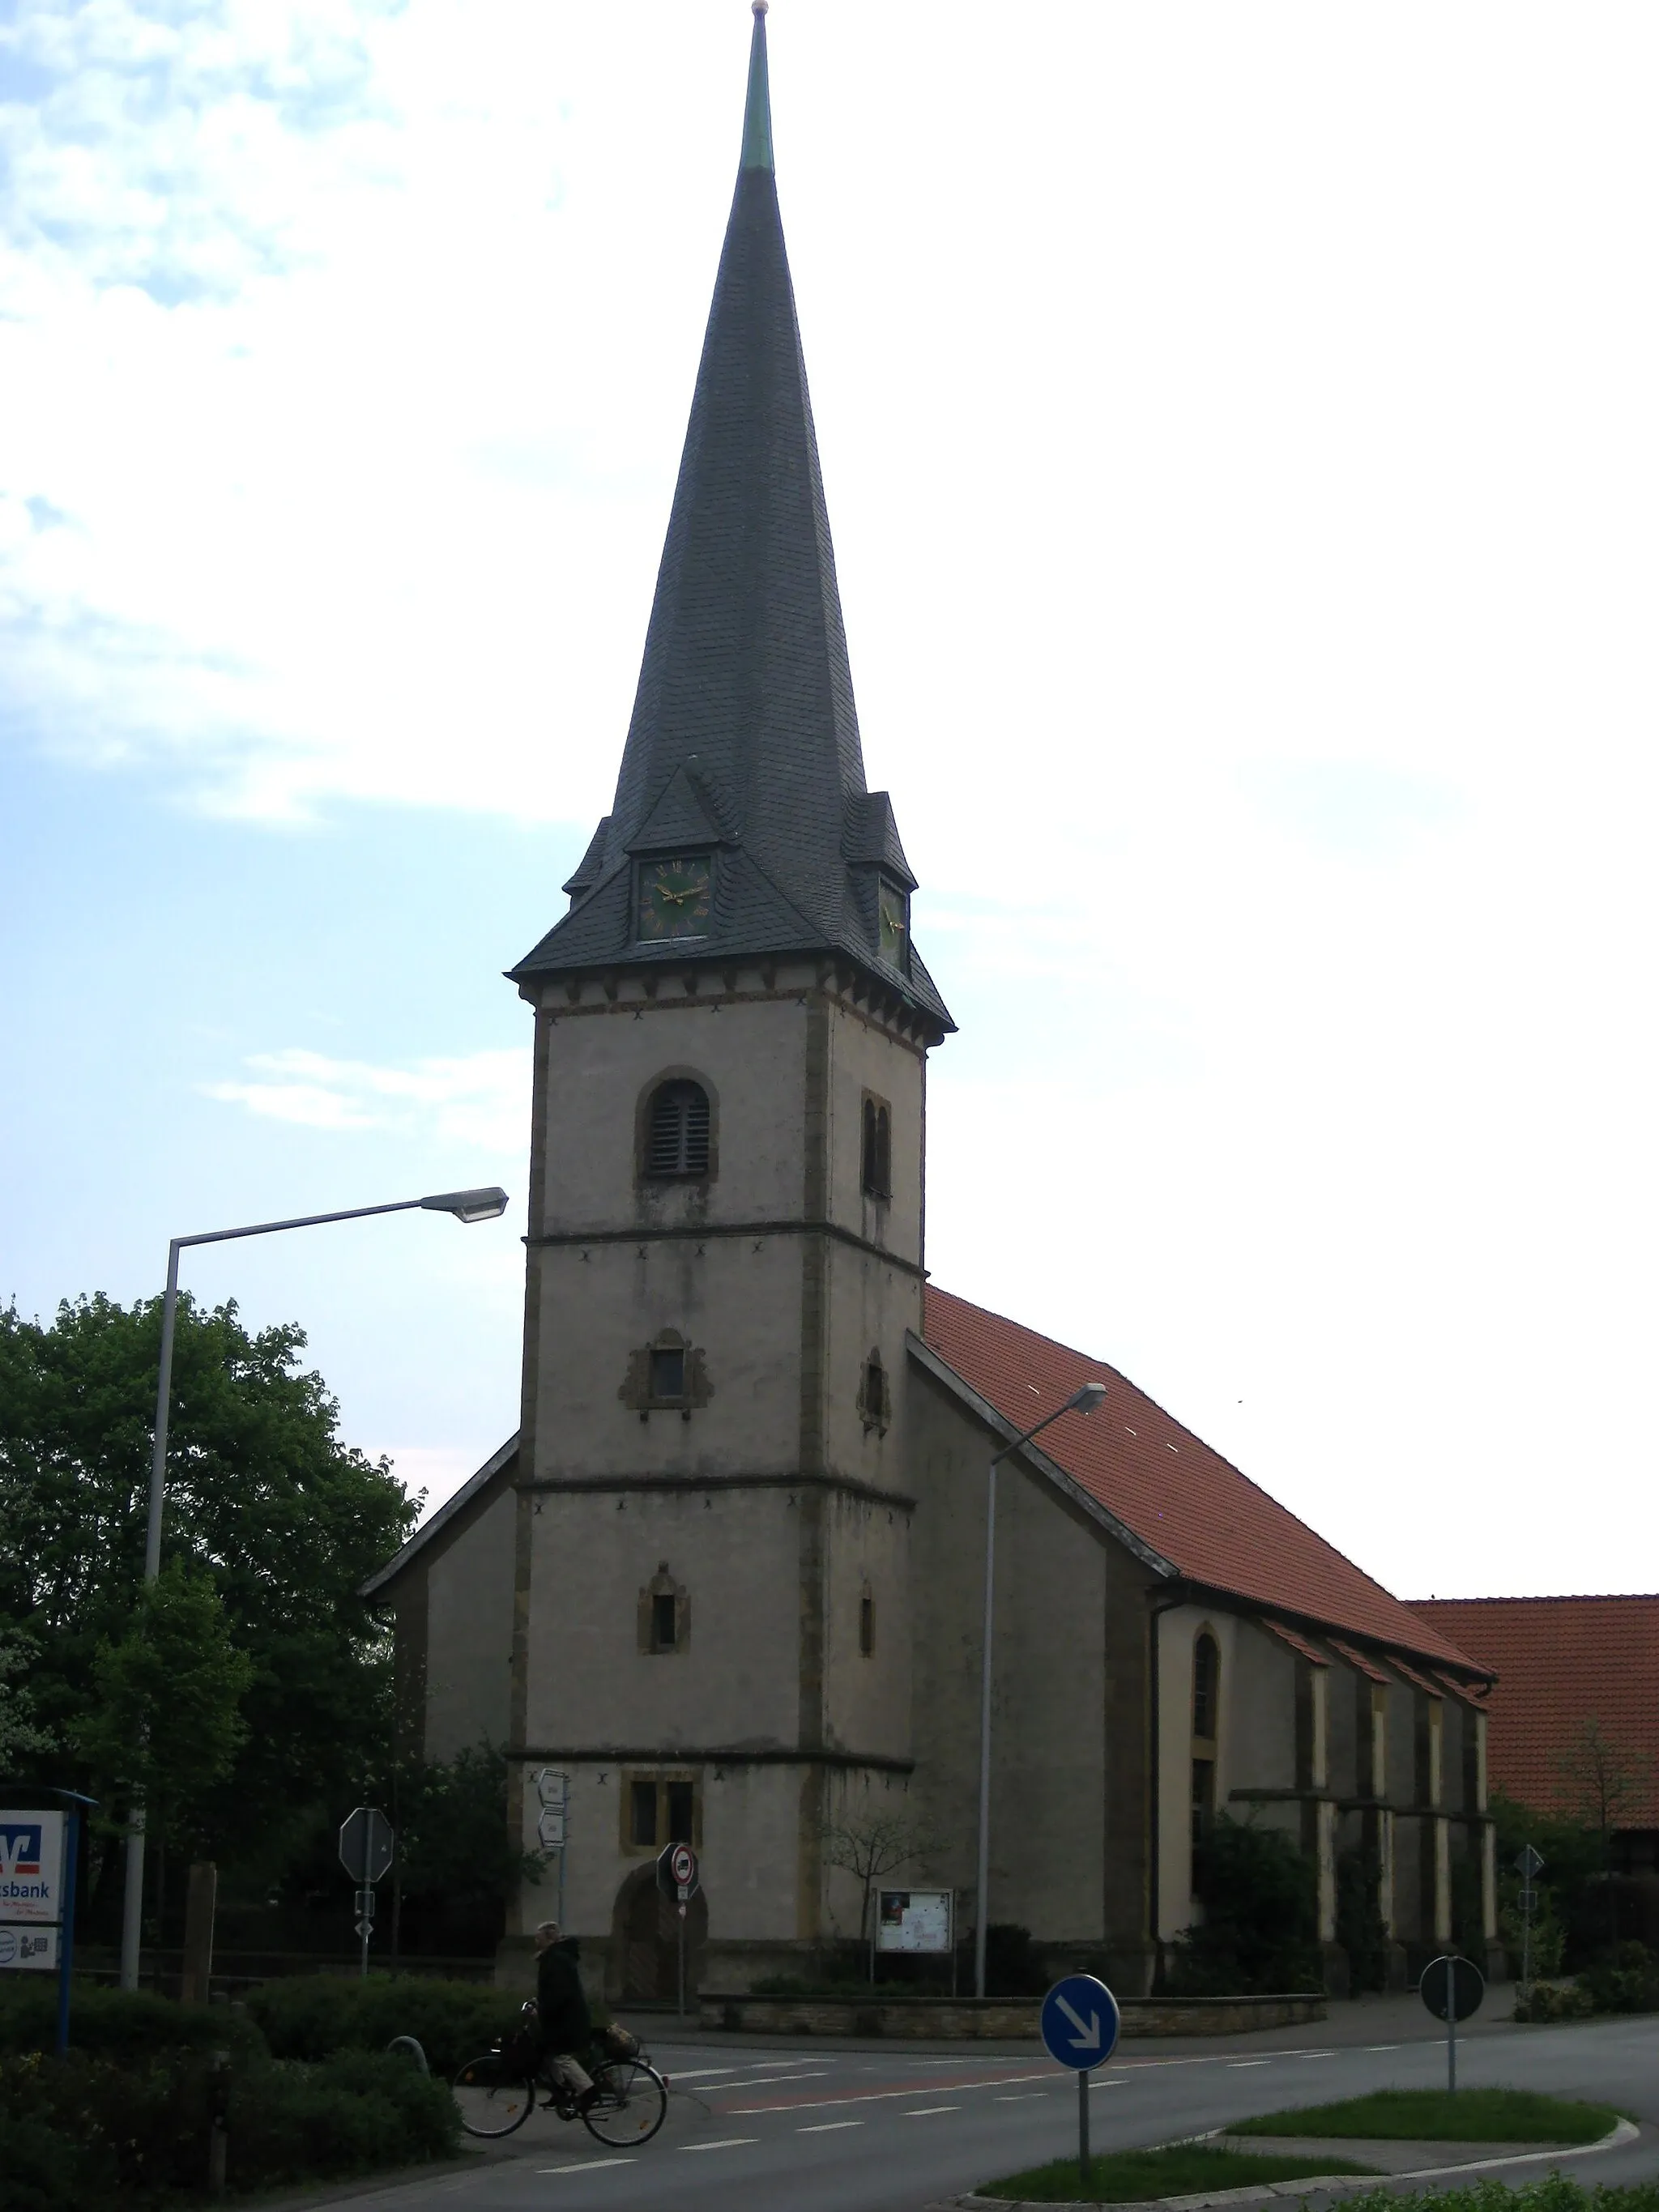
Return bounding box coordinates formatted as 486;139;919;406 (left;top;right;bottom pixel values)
646;1080;710;1178
629;1779;658;1848
651;1592;678;1651
875;1106;891;1196
1191;1758;1216;1851
1192;1632;1220;1744
861;1094;891;1198
859;1589;875;1657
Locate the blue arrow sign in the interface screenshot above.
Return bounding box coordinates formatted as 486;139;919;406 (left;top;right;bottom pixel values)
1040;1974;1121;2071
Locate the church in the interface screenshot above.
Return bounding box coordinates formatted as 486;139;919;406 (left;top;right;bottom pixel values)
365;6;1498;2002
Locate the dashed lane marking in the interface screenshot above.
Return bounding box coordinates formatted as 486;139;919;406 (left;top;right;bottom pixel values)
536;2161;638;2176
683;2137;760;2152
731;2068;1054;2114
903;2105;962;2117
799;2120;864;2133
1228;2061;1272;2069
995;2093;1049;2102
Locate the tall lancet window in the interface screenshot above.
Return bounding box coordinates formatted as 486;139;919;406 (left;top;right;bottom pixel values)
1192;1630;1221;1852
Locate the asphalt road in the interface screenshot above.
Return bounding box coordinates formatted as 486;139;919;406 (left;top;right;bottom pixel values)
313;2005;1659;2212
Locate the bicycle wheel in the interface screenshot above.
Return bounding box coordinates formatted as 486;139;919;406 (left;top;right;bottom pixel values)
582;2058;668;2147
452;2054;537;2137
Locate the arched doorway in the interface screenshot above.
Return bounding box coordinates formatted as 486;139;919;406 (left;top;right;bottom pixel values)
610;1863;709;2004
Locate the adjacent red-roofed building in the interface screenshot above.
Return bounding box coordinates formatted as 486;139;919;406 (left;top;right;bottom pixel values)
1409;1596;1659;1873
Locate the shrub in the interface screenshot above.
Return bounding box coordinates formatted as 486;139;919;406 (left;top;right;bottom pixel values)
0;1978;267;2063
0;2040;459;2204
246;1971;523;2075
1513;1978;1597;2022
1166;1816;1320;1993
1581;1941;1659;2014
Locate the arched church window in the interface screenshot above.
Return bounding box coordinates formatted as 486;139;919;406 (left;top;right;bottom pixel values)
860;1093;892;1199
1191;1629;1220;1852
645;1079;711;1178
638;1562;689;1654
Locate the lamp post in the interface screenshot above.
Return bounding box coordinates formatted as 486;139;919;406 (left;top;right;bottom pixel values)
119;1185;510;1992
974;1379;1109;2000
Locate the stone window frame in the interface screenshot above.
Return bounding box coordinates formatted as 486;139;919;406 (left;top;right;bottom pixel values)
857;1347;890;1437
638;1562;689;1656
619;1767;702;1856
619;1328;713;1421
636;1066;719;1186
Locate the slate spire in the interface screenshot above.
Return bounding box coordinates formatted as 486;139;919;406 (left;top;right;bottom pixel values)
513;7;951;1035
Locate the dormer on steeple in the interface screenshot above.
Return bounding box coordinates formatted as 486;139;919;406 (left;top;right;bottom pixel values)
514;4;952;1040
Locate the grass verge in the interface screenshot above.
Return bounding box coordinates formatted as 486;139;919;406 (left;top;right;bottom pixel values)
1230;2089;1618;2145
977;2144;1379;2202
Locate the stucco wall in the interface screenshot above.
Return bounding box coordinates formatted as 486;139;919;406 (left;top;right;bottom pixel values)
422;1484;517;1761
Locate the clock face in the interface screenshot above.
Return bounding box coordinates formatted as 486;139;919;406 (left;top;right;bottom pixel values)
877;884;909;968
638;854;713;940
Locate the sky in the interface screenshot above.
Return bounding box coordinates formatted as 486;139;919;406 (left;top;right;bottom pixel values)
2;0;1656;1601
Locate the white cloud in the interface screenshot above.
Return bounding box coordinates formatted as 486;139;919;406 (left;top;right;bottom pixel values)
202;1046;528;1154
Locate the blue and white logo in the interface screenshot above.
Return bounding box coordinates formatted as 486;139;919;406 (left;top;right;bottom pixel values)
1039;1974;1121;2071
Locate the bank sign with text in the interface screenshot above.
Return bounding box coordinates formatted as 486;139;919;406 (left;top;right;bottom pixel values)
1;1813;66;1971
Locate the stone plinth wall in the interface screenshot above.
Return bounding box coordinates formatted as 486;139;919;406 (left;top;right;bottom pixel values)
698;1992;1325;2038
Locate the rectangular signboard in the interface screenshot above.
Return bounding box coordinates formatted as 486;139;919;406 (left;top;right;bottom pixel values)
0;1924;59;1972
876;1888;953;1954
0;1813;65;1927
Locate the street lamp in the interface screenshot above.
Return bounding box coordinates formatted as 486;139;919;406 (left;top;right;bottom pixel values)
974;1378;1108;2000
119;1184;510;1990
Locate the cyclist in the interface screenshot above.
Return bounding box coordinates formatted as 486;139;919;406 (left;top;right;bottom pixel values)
532;1920;597;2112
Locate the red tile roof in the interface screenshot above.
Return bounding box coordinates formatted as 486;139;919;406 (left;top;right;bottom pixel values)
920;1287;1487;1677
1409;1596;1659;1826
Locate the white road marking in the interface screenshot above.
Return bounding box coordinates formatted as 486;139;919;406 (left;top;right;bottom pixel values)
663;2067;744;2081
799;2120;864;2133
1301;2052;1337;2060
995;2092;1048;2102
536;2160;638;2175
1090;2078;1127;2090
731;2067;1054;2113
684;2137;760;2151
712;2069;833;2090
903;2104;962;2117
1365;2044;1401;2052
1228;2060;1271;2069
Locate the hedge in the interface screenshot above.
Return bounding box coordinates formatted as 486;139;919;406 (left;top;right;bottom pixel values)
245;1971;527;2075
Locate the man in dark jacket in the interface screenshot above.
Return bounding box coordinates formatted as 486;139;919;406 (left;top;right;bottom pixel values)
533;1921;595;2108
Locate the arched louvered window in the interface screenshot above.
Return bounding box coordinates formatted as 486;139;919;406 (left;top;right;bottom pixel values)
645;1080;710;1178
860;1094;892;1199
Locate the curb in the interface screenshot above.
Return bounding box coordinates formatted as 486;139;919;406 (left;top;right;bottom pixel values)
928;2117;1640;2212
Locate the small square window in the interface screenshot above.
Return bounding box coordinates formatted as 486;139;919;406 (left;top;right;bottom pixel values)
652;1592;678;1651
666;1780;695;1844
650;1347;686;1399
629;1779;658;1848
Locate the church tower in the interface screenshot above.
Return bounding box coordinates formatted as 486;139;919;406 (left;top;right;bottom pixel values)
505;6;953;1990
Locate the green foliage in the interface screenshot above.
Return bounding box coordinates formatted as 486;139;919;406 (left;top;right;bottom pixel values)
396;1741;549;1935
0;2041;458;2206
1489;1787;1610;1970
77;1558;252;1856
245;1971;524;2077
1513;1977;1597;2022
980;2145;1379;2202
0;1978;267;2063
0;1622;53;1775
1230;2088;1618;2144
1166;1814;1320;1993
1337;1845;1392;1993
0;1290;418;1909
1581;1941;1659;2014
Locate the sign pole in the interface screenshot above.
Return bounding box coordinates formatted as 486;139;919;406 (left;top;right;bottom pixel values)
1448;1977;1456;2094
678;1905;687;2018
55;1807;80;2057
1078;2065;1090;2189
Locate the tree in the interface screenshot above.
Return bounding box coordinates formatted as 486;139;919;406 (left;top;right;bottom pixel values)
77;1559;253;1924
1553;1718;1655;1949
0;1292;419;1922
818;1810;939;1980
0;1622;53;1775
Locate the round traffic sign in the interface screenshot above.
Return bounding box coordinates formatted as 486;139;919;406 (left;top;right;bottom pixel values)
671;1843;697;1888
1420;1954;1485;2023
1039;1975;1120;2071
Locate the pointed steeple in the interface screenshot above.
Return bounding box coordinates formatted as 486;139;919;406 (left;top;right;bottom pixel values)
514;11;951;1037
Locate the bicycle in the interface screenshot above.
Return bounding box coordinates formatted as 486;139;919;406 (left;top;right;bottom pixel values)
453;2007;668;2148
